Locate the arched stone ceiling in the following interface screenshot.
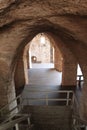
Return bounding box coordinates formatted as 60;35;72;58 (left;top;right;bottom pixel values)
0;0;87;44
0;0;87;69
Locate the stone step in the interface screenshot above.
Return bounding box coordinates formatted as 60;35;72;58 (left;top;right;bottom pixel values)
34;123;71;130
32;120;71;126
23;106;72;114
22;105;72;130
19;124;34;130
31;117;72;127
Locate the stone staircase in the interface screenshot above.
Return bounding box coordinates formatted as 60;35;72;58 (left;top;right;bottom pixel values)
0;95;33;130
23;105;73;130
0;113;32;130
0;90;87;130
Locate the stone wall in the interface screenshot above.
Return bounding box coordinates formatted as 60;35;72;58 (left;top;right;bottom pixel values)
30;34;53;63
54;47;63;72
0;0;87;120
49;33;77;86
14;51;25;91
23;45;29;85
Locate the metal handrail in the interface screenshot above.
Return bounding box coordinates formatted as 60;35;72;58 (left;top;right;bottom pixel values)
1;89;87;130
0;113;30;125
0;95;31;130
73;115;87;125
23;90;73;106
0;114;30;130
0;94;22;117
0;90;74;130
0;90;73;115
24;89;73;93
72;93;80;115
0;94;31;130
72;93;87;129
0;94;21;111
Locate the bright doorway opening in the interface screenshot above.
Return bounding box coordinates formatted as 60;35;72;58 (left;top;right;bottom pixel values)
29;33;54;69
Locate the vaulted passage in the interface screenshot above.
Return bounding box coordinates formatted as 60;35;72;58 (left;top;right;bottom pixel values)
0;0;87;130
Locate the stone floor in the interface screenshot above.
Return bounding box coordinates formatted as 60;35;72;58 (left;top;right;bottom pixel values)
28;68;62;86
31;63;54;69
21;64;83;105
22;68;74;105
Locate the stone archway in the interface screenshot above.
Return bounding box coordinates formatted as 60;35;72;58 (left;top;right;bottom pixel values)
29;33;55;69
0;0;87;120
14;30;77;93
